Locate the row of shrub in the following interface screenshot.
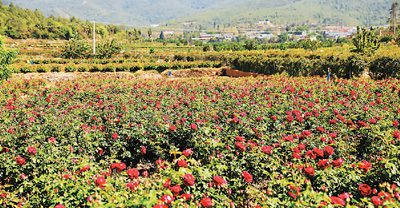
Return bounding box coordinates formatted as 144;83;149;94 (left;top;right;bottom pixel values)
14;61;222;73
227;54;400;79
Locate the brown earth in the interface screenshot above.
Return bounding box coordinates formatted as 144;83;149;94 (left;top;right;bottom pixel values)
222;68;266;77
161;68;223;78
11;68;265;82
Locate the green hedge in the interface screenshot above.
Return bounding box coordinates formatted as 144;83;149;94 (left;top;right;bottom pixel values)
13;61;222;74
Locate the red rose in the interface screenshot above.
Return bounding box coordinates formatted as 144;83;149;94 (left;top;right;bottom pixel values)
393;120;399;127
182;148;193;157
393;130;400;139
126;181;139;191
142;170;149;177
95;176;106;188
177;159;188;168
213;175;227;186
190;123;198;130
111;132;118;140
261;146;273;154
48;137;56;143
330;196;345;206
80;165;90;173
313;147;324;158
16;155;26;166
169;125;177;132
338;192;351;200
332;158;344;168
169;185;182;195
358;161;372;173
160;194;174;204
27;146;37;155
141;146;147;155
20;174;28;180
304;166;315;176
302;130;312;137
298;143;306;150
111;162;126;172
127;168;140;179
324;146;335;156
235;142;246;152
292;152;302;159
359;184;372;196
55;204;65;208
180;193;192;201
163;178;171;188
242;171;253;183
200;196;213;208
63;174;72;180
371;196;383;206
317;159;330;169
183;174;195;186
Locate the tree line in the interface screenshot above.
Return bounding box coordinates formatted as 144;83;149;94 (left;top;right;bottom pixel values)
0;2;125;39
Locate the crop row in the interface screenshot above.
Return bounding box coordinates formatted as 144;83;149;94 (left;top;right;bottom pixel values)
12;61;222;73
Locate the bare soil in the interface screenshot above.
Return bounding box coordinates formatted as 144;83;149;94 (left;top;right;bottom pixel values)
11;68;265;82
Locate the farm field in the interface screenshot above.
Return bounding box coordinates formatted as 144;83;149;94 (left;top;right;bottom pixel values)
1;75;399;207
4;38;400;79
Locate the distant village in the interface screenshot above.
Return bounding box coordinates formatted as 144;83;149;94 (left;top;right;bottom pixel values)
150;19;360;43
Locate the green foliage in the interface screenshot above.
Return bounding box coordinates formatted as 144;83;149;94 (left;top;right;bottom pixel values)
95;39;121;59
379;35;394;43
352;26;380;55
61;38;90;59
0;3;126;40
0;35;16;81
61;39;120;59
278;32;289;43
297;39;320;51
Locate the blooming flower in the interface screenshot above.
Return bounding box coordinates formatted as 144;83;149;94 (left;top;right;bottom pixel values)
358;184;372;196
242;171;253;183
127;168;140;179
200;196;213;208
183;174;195;186
95;176;106;188
27;146;37;155
15;155;26;166
213;175;227;186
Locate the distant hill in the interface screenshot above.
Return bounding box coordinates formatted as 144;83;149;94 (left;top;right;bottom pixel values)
0;2;123;39
2;0;395;27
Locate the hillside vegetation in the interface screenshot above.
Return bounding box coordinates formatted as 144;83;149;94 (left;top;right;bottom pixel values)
0;2;124;39
3;0;394;26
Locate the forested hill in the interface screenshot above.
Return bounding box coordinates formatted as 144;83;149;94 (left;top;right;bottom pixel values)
0;3;123;39
3;0;394;26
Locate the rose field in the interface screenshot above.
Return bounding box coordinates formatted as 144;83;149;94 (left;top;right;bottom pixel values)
1;75;400;207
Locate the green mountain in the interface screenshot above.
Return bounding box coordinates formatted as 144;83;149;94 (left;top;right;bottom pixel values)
2;0;395;26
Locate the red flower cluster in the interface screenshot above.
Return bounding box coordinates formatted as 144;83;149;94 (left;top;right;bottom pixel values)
242;171;253;183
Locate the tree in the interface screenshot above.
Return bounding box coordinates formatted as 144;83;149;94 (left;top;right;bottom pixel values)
95;39;121;59
352;26;380;55
278;32;289;43
0;35;17;82
61;38;90;59
388;1;399;34
244;39;258;50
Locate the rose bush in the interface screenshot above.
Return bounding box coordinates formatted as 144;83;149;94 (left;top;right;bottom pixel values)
0;76;399;207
